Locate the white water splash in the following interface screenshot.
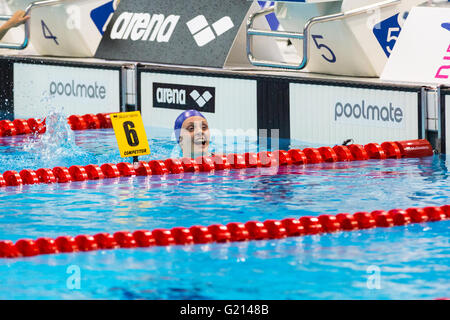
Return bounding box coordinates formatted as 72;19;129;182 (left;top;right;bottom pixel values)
23;109;85;162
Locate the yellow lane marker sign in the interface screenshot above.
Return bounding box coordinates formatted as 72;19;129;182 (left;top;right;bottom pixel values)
110;111;150;158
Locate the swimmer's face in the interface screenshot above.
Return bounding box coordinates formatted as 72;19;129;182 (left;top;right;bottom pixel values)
179;116;210;158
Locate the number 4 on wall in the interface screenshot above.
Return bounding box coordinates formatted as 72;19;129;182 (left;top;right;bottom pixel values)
41;20;59;45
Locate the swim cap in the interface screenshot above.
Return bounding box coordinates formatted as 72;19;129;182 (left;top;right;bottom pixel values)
174;109;206;143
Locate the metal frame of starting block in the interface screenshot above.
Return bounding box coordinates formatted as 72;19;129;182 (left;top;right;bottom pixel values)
0;0;64;50
246;0;401;70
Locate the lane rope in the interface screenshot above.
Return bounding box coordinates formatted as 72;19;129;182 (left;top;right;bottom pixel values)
0;139;434;188
1;205;448;259
0;113;112;137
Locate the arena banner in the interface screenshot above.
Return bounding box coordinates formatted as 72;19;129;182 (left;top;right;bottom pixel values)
13;61;121;119
289;82;422;146
139;69;258;140
95;0;281;68
95;0;251;67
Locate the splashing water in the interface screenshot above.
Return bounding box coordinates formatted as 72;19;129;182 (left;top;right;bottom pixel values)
24;112;73;154
20;110;93;168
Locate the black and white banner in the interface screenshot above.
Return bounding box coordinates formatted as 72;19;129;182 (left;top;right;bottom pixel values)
139;70;257;135
153;82;215;113
95;0;252;68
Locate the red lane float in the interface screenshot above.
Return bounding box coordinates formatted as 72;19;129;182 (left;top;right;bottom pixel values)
395;140;434;158
303;148;323;164
84;165;105;180
349;144;369;161
288;149;307;164
82;114;101;130
318;147;338;163
68;115;87;131
52;167;72;183
0;174;6;187
27;118;46;134
1;204;448;259
227;154;246;169
12;119;31;135
364;143;386;160
100;164;120;178
332;145;353;162
0;120;17;136
0;139;435;189
19;169;39;185
69;166;89;181
135;162;152;176
36;168;57;184
274;150;292;166
67;113;112;131
116;162;136;177
3;171;23;186
381;142;402;159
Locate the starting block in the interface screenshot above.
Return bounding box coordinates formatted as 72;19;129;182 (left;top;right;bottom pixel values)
247;0;427;77
0;0;118;57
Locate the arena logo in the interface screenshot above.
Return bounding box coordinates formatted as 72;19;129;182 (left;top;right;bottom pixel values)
186;15;234;47
49;81;107;100
334;100;404;124
156;87;186;105
110;12;180;42
153;83;215;113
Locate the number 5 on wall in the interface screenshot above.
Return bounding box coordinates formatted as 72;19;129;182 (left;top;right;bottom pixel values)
311;34;336;64
435;65;450;79
435;44;450;79
386;27;400;54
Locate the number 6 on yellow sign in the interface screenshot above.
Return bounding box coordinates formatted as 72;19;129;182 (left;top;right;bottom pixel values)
110;111;151;159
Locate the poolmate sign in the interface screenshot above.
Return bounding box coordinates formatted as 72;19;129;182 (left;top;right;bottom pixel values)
95;0;253;67
13;63;120;119
290;83;419;145
110;111;150;158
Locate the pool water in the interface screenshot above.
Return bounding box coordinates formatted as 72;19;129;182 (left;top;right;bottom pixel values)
0;113;449;299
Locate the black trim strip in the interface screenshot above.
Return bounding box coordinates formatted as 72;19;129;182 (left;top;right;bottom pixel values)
0;59;14;120
136;67;142;113
441;89;448;154
418;89;423;139
257;78;290;140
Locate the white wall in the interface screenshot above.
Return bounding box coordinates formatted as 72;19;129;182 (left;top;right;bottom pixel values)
290;83;420;145
14;62;121;119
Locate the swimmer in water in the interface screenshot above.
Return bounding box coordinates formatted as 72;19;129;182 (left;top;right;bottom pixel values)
0;11;30;41
174;110;210;159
